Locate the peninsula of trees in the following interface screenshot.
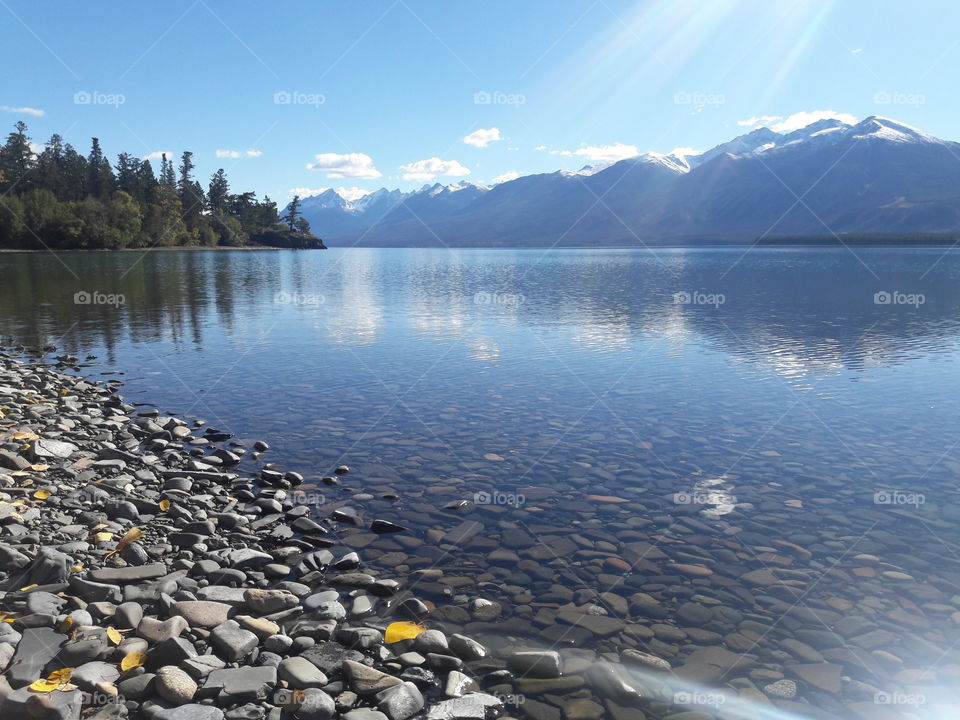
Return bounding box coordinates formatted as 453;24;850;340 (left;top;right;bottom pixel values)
0;122;324;250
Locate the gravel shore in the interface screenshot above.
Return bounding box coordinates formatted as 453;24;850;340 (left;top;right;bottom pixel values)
0;349;511;720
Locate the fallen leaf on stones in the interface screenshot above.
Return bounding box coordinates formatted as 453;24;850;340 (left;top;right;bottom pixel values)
29;465;49;472
109;527;144;556
19;584;37;591
33;489;52;499
121;651;145;671
11;431;38;441
107;627;122;645
71;564;84;573
29;667;74;692
385;621;428;643
93;532;113;542
159;500;171;511
57;617;74;633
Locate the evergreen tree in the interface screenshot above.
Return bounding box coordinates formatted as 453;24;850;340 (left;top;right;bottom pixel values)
283;195;304;231
159;153;176;189
178;150;204;228
0;121;35;192
86;138;115;198
207;168;229;212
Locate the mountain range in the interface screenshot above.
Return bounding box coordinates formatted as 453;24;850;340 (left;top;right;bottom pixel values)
297;116;960;247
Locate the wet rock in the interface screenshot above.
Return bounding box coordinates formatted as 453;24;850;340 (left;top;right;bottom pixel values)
211;619;259;662
508;650;562;678
376;681;424;720
343;659;404;695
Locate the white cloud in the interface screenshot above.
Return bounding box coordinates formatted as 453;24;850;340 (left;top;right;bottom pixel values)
737;115;783;127
216;149;262;159
851;48;863;54
463;127;502;148
307;152;382;179
288;186;373;202
669;146;701;157
143;151;172;161
491;171;521;184
28;141;45;155
771;110;857;133
0;105;44;117
571;143;639;163
534;145;547;151
400;157;470;182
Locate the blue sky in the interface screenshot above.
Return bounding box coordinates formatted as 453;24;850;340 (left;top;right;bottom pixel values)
2;0;957;202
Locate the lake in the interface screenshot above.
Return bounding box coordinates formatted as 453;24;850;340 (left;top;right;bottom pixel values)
3;246;960;718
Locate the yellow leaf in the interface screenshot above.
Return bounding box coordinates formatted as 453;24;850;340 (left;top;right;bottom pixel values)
71;564;84;573
28;679;59;693
11;431;38;441
104;527;144;557
120;651;145;671
384;621;428;643
49;668;74;683
19;584;37;591
107;627;122;645
93;532;113;542
33;489;52;500
20;443;30;451
29;465;49;472
19;477;32;485
56;617;74;633
91;523;108;531
158;499;171;511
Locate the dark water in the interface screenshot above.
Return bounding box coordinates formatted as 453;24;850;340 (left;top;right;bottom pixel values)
3;247;960;718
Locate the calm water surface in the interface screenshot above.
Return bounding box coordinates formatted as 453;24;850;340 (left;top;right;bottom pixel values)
3;247;960;719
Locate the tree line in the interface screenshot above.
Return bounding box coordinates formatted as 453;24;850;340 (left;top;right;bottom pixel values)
0;121;321;250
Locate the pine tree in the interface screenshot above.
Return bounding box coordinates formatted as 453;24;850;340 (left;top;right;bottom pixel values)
283;195;303;231
159;153;176;189
86;138;114;198
0;121;35;192
208;168;229;212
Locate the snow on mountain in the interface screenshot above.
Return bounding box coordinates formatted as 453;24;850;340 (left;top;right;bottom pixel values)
296;114;960;246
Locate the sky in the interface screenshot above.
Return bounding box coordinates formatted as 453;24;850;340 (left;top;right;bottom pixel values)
2;0;958;203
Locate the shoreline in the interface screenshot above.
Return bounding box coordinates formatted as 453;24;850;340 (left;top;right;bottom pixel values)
0;349;513;720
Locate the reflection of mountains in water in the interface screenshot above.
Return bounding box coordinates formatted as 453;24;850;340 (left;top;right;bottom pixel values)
1;249;959;375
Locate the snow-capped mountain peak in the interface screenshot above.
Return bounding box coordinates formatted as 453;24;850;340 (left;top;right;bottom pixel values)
848;116;942;144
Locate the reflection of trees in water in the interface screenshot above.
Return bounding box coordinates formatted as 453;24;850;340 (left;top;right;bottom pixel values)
2;249;959;373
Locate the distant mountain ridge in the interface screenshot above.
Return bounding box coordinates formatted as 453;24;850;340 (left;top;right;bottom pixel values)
297;116;960;247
